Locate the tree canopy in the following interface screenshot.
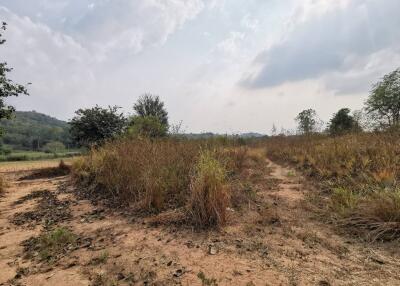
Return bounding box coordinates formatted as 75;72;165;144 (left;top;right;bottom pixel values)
69;106;127;147
365;68;400;129
328;108;360;135
295;109;319;134
133;94;168;127
0;22;28;122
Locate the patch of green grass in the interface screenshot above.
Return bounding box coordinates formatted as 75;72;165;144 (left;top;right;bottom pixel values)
0;150;81;162
38;227;76;262
330;188;359;216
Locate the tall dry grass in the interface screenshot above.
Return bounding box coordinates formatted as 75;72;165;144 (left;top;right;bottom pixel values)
0;175;6;193
72;137;243;227
264;132;400;240
188;150;230;227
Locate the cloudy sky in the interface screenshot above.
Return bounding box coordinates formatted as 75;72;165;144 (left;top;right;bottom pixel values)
1;0;399;133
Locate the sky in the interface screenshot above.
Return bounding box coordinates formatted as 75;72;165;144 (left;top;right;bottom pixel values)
0;0;399;134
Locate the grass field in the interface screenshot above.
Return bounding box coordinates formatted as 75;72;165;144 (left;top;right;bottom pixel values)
0;157;75;172
0;150;81;162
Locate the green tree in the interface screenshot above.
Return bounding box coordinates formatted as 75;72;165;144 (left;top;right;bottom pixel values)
295;109;319;134
0;22;29;124
43;141;66;154
328;108;361;135
365;68;400;129
69;106;127;147
127;116;168;138
133;94;168;126
129;94;169;138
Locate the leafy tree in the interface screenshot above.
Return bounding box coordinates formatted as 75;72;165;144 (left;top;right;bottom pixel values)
43;141;65;154
0;22;29;123
133;94;168;126
328;108;361;135
365;68;400;129
129;94;169;138
69;106;127;147
295;109;319;134
128;116;168;138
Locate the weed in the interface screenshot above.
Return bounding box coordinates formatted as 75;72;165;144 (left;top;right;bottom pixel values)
90;251;109;265
21;227;76;263
188;151;230;227
197;271;218;286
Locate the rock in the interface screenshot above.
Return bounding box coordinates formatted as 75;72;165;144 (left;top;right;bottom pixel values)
117;272;126;281
208;245;218;255
173;269;184;278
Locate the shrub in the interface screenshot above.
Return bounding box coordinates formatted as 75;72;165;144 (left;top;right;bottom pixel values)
188;150;230;227
127;116;168;138
37;227;76;262
43;141;66;154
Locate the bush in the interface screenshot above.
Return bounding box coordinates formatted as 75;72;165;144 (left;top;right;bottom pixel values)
127;116;168;138
43;141;66;154
188;150;229;227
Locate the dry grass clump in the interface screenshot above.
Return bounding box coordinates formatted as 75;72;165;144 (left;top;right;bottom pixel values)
188;150;230;227
72;138;248;228
0;175;6;193
72;138;201;211
264;132;400;240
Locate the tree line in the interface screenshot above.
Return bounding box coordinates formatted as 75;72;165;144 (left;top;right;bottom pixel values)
290;68;400;136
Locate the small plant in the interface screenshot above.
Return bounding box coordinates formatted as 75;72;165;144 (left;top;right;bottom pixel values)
188;151;230;228
330;188;359;216
197;271;218;286
38;227;76;262
90;251;109;265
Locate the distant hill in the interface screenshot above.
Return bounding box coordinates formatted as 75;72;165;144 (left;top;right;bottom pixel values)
0;111;72;150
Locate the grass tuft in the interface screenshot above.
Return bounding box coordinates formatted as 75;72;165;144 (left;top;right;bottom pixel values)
188;150;229;228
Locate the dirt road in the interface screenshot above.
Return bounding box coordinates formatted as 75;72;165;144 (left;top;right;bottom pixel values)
1;159;400;285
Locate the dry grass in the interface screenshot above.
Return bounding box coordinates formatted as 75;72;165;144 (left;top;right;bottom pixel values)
72;138;249;228
0;175;6;193
264;132;400;240
188;150;229;227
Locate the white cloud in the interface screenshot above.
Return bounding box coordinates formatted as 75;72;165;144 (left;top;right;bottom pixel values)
242;0;400;94
241;14;258;32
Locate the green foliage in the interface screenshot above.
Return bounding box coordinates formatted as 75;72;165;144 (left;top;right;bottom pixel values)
43;141;66;154
0;22;29;122
38;227;76;262
295;109;319;134
133;93;168;126
0;111;71;150
69;105;127;147
328;108;361;135
366;68;400;129
128;116;168;138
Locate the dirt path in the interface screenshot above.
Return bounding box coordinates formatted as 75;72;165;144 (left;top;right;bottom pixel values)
1;159;400;286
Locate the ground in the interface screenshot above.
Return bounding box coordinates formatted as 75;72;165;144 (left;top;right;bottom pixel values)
1;156;400;286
